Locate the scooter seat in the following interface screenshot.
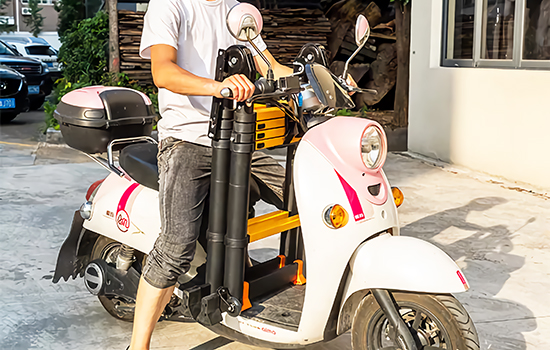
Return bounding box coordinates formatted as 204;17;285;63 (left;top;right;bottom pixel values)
119;143;159;191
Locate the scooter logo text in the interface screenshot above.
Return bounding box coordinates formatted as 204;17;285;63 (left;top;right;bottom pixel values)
116;210;130;232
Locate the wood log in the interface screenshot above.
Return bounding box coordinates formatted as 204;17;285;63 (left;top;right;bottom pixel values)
326;0;383;61
353;43;397;107
329;61;371;82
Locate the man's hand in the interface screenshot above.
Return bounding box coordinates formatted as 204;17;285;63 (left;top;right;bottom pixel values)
346;74;358;95
215;74;256;102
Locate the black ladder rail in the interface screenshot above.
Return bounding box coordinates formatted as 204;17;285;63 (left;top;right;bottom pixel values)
206;98;234;291
223;103;256;314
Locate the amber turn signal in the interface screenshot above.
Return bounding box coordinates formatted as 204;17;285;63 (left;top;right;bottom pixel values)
323;204;349;229
392;187;404;208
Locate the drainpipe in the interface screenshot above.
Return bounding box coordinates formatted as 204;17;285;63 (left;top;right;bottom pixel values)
15;0;20;32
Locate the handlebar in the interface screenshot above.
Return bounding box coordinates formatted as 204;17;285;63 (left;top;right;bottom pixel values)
220;77;276;99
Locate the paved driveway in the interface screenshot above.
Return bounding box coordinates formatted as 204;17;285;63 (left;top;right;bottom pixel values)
1;115;549;349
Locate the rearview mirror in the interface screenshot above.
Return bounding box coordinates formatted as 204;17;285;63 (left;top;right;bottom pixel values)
226;3;264;41
342;15;371;82
226;3;274;81
355;14;370;47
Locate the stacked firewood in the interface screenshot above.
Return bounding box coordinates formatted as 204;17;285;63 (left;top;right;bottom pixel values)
118;10;152;86
261;8;332;64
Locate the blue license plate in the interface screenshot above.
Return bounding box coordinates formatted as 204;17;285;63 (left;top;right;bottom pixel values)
28;85;40;95
46;62;54;67
0;98;16;109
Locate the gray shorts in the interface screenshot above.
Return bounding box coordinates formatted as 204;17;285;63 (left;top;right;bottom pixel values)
142;137;285;289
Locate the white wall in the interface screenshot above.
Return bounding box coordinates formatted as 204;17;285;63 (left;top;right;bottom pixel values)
408;0;550;190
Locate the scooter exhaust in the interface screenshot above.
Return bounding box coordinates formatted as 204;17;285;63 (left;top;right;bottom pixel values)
84;262;104;295
83;259;140;301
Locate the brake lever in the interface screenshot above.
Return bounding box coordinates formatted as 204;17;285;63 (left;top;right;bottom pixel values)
350;87;378;94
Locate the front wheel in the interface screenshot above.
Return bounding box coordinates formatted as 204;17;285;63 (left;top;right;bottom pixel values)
351;292;479;350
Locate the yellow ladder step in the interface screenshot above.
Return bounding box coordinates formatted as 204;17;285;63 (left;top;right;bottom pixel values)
248;210;301;243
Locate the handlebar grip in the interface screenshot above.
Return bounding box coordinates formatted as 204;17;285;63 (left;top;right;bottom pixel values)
220;78;274;99
221;87;233;98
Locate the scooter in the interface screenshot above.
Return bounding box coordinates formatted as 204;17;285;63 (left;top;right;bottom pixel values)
52;4;479;350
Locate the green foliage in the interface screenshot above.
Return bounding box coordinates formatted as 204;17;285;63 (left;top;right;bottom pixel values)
359;105;371;117
55;0;86;37
24;0;44;37
57;10;108;83
336;108;354;116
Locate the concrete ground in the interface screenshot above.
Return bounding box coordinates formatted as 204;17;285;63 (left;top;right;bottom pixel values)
1;111;549;350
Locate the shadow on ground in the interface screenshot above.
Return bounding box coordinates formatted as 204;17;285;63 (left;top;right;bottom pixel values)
402;196;537;350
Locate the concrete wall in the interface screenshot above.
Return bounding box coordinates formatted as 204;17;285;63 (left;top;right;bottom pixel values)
408;0;550;190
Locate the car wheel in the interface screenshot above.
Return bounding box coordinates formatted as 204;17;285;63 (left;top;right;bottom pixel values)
0;112;19;124
29;96;45;110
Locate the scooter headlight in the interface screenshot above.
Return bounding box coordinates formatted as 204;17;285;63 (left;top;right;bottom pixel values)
361;126;385;169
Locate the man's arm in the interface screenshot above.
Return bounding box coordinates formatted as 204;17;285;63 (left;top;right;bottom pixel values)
253;49;293;79
150;44;255;102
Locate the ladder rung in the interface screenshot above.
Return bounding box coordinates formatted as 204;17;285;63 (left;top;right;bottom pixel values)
248;210;300;242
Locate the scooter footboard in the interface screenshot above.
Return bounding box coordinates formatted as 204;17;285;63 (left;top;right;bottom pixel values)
345;234;469;295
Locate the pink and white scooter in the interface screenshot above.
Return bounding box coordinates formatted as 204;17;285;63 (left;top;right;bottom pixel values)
52;4;479;350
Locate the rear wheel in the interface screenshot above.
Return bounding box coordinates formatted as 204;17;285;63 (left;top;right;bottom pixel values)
90;236;145;322
351;292;479;350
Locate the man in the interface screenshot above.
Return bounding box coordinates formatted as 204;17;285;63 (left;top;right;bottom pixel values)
130;0;293;349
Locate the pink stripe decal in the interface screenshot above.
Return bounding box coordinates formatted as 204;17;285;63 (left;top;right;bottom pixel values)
457;270;469;289
117;183;140;213
116;183;140;232
336;171;365;222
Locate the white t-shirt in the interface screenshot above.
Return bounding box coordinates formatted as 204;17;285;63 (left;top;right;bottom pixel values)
140;0;267;146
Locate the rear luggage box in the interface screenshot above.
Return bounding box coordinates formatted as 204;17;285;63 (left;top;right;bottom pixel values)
54;86;156;154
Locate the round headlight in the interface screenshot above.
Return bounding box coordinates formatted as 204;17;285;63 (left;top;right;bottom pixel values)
361;126;384;169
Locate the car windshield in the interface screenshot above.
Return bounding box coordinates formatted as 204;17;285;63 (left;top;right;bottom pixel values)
26;45;56;56
0;41;18;56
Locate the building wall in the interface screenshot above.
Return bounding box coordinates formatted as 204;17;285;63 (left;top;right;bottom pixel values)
2;1;58;33
408;0;550;190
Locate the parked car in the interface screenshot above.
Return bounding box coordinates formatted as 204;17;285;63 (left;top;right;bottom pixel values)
0;35;53;47
1;37;61;79
0;39;51;110
7;42;60;72
0;64;29;123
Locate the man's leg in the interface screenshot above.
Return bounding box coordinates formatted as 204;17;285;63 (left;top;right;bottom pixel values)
251;151;285;209
129;139;212;350
129;279;175;350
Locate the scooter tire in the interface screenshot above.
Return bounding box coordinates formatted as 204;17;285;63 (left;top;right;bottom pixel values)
90;236;145;322
351;292;479;350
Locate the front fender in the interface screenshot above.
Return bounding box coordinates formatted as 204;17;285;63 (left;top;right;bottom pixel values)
347;234;468;294
336;234;469;334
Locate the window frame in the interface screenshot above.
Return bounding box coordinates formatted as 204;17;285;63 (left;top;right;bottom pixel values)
441;0;550;69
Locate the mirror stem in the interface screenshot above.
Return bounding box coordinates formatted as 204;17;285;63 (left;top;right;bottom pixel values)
342;41;366;81
247;31;274;81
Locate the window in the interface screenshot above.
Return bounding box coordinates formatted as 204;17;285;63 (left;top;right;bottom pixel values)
26;45;56;56
442;0;550;68
21;0;53;5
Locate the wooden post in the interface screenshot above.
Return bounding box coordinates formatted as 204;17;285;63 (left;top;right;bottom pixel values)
108;0;120;74
394;0;411;128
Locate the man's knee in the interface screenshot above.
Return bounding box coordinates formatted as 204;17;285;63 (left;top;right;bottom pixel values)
142;246;194;289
